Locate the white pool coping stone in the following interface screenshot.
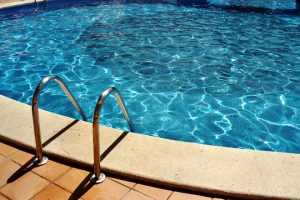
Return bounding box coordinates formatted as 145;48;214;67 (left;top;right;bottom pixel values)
0;0;45;10
0;95;299;199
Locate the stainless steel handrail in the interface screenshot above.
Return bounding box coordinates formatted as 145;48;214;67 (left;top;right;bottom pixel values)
32;75;87;166
90;87;134;184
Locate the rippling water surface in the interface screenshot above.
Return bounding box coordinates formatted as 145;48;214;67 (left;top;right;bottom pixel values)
0;0;300;153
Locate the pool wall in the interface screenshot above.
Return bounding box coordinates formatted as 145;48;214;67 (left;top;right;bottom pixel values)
0;95;299;199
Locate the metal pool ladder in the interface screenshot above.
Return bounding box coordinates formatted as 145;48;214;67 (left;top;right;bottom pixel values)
32;75;87;166
90;87;134;184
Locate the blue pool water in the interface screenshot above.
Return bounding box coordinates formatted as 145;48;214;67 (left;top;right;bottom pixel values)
0;0;300;153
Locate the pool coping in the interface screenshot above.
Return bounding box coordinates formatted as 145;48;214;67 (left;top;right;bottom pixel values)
0;95;299;199
0;0;44;10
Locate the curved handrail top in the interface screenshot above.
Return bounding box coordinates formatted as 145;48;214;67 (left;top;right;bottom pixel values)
32;75;87;121
93;87;134;131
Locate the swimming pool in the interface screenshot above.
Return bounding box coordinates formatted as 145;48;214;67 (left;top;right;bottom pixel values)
0;0;300;153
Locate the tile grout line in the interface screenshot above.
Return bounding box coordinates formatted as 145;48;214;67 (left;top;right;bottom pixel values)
3;155;74;199
50;169;91;198
119;188;132;200
0;152;6;157
127;189;157;200
0;144;18;158
0;191;12;200
51;167;73;183
9;151;73;183
131;187;162;200
6;147;20;158
108;177;137;189
46;167;86;197
51;181;81;199
2;143;74;176
6;153;18;159
29;182;81;200
0;156;23;191
51;179;83;197
0;159;51;200
166;191;174;200
7;153;82;200
8;156;52;181
28;182;52;200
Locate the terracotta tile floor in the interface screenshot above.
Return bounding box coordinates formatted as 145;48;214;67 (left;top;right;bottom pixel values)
0;142;236;200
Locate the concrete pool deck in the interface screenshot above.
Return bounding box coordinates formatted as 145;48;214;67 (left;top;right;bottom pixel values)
0;0;44;10
0;95;299;199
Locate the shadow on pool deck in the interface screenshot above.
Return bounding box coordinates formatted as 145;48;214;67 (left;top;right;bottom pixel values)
0;141;229;200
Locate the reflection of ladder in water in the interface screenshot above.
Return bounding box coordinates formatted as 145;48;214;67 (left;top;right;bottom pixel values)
34;0;47;3
34;0;48;10
31;75;134;184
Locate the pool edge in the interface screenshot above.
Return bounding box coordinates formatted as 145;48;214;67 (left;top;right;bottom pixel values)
0;0;44;10
0;95;299;200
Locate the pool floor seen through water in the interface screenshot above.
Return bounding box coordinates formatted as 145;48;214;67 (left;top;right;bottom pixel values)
0;0;300;153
